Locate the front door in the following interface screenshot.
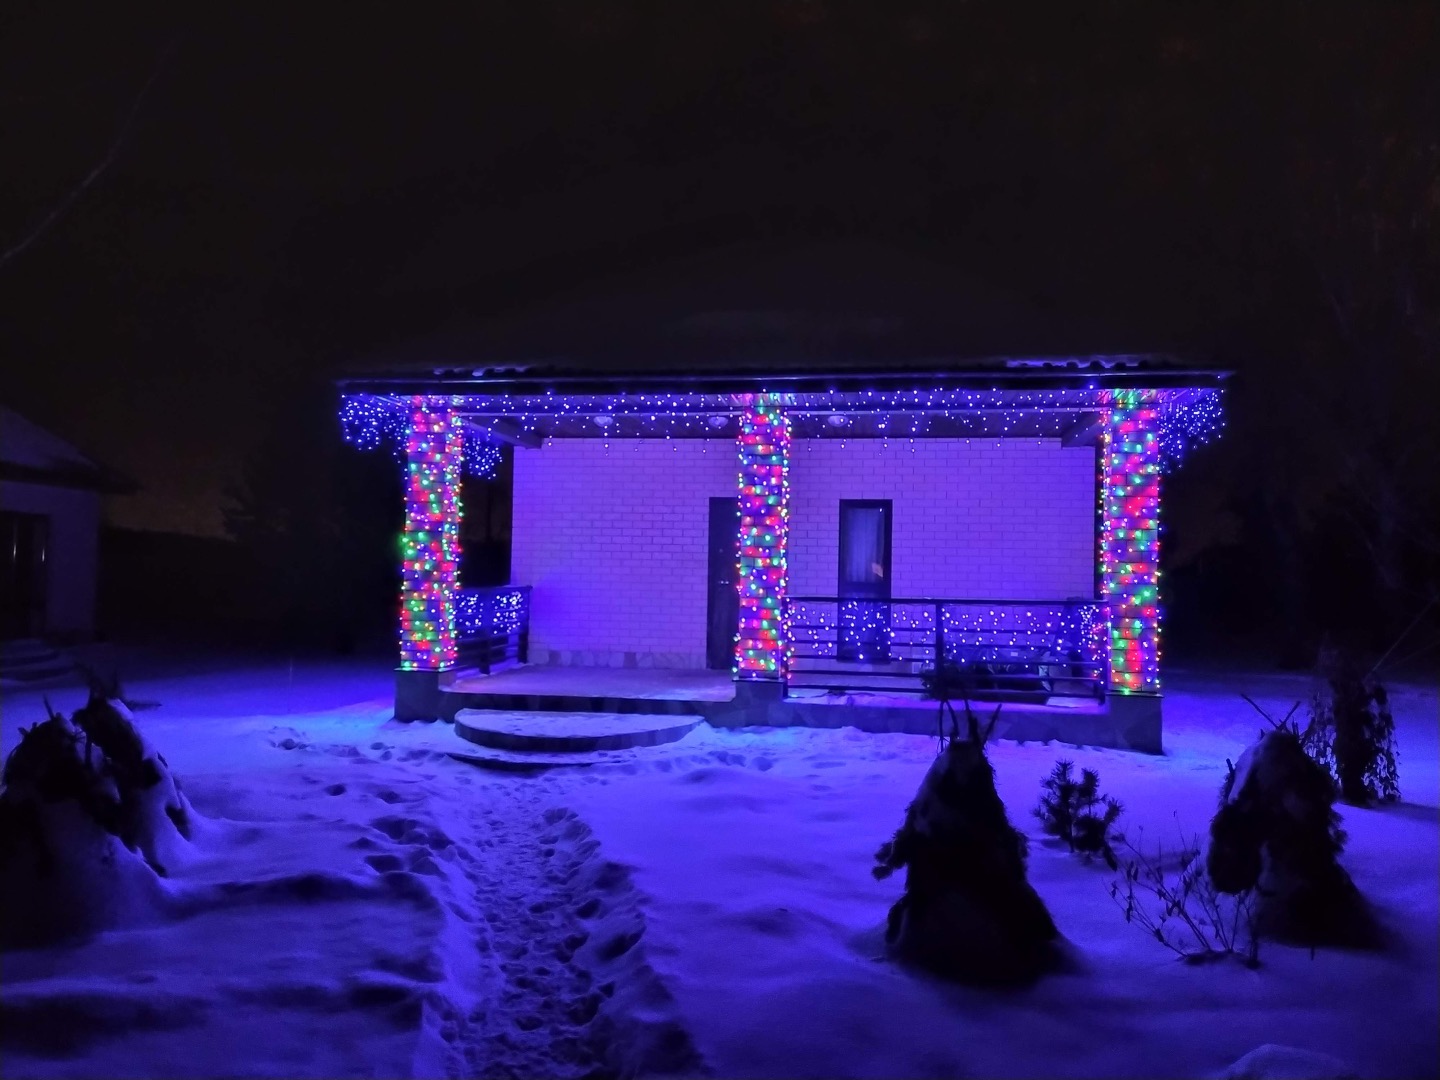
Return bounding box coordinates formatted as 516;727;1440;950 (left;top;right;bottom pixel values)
0;511;49;640
706;497;740;670
838;499;891;662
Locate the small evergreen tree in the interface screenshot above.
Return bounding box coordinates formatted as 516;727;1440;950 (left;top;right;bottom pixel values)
1034;760;1123;869
1309;645;1400;805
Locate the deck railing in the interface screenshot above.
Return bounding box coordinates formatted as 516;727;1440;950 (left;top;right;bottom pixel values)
455;585;531;673
786;596;1107;701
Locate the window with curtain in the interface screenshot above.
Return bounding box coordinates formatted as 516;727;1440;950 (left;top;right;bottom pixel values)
839;502;890;594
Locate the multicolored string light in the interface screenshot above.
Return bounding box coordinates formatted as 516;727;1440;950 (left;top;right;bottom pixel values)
735;394;791;679
399;397;463;670
1100;390;1162;693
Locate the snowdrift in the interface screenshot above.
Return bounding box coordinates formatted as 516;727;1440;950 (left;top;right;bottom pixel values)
0;687;198;949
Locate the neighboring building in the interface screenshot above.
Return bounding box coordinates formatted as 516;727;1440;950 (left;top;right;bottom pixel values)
336;244;1229;750
0;406;133;642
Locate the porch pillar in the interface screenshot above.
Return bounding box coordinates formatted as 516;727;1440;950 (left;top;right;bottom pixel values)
394;395;463;720
1099;390;1163;695
734;394;791;683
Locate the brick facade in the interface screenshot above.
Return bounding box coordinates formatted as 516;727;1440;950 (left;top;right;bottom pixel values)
510;437;1098;667
511;440;737;666
788;438;1097;600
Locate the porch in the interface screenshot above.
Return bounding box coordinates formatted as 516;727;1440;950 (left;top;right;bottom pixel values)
439;585;1158;750
338;361;1228;754
438;659;1149;748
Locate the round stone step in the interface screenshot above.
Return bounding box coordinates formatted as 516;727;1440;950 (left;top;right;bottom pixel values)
453;709;702;753
446;748;606;774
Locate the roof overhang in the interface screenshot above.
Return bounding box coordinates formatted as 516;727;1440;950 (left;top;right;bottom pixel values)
339;358;1228;444
0;460;139;494
338;355;1229;400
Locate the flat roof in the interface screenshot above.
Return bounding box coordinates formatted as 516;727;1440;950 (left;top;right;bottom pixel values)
339;356;1230;399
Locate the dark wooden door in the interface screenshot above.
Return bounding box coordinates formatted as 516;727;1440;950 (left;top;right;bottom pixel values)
1;511;49;639
706;497;740;670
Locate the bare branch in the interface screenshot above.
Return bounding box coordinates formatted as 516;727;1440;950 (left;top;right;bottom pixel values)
0;37;181;274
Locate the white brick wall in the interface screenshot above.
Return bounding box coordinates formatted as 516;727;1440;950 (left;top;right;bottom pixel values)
509;437;1097;666
511;440;737;664
0;479;101;638
789;439;1097;600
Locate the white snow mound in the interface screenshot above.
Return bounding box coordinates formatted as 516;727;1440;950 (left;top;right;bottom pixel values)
1220;1043;1360;1080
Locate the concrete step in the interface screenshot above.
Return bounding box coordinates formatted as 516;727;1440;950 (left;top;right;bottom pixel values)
1;638;56;659
442;688;704;717
0;640;73;683
453;709;702;753
446;748;609;774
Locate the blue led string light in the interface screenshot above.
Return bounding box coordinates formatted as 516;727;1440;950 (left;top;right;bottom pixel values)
341;395;503;479
340;387;1223;463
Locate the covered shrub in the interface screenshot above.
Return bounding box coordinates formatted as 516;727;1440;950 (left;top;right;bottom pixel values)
0;676;195;949
1200;699;1376;948
873;701;1060;984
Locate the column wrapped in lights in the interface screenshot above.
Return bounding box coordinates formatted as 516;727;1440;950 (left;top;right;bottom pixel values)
1100;389;1162;693
735;394;791;679
399;396;463;670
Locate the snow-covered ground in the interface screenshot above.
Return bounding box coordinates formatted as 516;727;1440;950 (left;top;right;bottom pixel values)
1;659;1435;1079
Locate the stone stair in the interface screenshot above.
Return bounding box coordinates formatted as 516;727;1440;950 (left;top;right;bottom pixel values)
0;639;74;686
448;708;702;773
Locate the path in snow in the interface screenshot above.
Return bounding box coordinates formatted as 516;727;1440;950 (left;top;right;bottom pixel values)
295;731;703;1080
0;676;704;1080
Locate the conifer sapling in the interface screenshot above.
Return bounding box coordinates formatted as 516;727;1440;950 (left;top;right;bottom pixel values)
1034;760;1123;869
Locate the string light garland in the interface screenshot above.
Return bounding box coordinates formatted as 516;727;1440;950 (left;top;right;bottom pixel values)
399;398;463;670
340;387;1222;462
453;586;529;638
735;394;791;679
790;599;1105;683
1154;389;1224;472
1100;390;1162;693
341;395;503;479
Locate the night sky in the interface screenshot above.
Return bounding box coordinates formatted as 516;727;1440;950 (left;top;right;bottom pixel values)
3;3;1435;535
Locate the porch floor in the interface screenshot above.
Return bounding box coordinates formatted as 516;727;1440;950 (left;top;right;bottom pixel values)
446;665;736;702
785;687;1104;711
437;664;1152;750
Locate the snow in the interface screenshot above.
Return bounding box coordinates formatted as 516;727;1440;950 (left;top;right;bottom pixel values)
1219;1044;1360;1080
1;657;1435;1078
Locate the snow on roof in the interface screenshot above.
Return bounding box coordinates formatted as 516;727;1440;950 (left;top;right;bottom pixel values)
0;405;135;492
0;406;98;471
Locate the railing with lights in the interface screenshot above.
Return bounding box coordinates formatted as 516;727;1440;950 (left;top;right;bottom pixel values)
786;596;1107;701
454;586;531;674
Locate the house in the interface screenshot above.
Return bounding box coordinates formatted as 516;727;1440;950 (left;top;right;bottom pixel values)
0;406;133;648
336;245;1228;751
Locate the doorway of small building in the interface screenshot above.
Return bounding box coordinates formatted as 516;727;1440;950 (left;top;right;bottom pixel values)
706;496;740;670
838;499;892;662
1;511;49;640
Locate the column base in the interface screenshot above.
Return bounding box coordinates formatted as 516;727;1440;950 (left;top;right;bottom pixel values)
1104;691;1163;754
395;668;450;722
